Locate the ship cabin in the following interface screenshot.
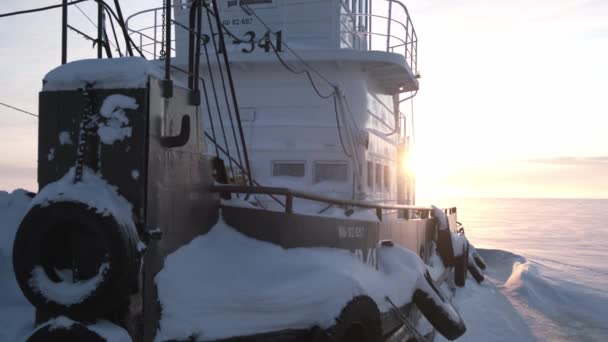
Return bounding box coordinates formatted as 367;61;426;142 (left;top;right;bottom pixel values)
128;0;419;207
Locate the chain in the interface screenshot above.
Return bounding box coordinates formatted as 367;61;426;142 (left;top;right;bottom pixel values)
74;83;97;183
159;0;167;59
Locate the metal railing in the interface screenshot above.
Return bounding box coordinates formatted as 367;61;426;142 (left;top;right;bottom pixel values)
125;5;181;59
211;184;456;221
338;0;418;75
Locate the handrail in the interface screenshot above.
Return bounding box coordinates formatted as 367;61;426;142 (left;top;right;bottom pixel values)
337;0;418;75
211;184;457;220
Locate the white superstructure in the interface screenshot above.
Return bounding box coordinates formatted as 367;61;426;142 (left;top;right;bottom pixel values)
128;0;419;205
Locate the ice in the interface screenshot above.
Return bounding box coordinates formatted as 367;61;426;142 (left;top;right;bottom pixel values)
155;216;425;341
29;263;109;306
43;57;164;91
30;167;136;230
97;94;138;145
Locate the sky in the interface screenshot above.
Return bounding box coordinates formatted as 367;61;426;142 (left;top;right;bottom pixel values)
0;0;607;199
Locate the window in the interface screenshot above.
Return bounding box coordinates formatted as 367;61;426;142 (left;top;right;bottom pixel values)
384;165;390;190
314;162;348;183
367;161;374;189
273;162;305;178
375;163;382;189
226;0;273;8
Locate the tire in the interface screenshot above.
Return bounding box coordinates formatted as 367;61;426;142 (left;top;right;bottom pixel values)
331;296;383;342
413;271;466;341
13;201;139;319
436;229;455;267
469;244;487;270
454;241;468;287
27;321;106;342
473;255;487;270
468;261;485;284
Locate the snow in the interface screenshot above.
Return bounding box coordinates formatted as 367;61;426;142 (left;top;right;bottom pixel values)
43;57;164;91
431;205;449;230
58;131;73;145
97;94;138;145
25;316;131;341
0;190;35;341
451;233;468;256
87;320;132;341
30;166;136;231
45;316;75;331
155;216;425;341
29;263;109;306
47;148;55;161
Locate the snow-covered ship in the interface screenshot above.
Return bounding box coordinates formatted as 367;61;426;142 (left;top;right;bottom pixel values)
7;0;487;341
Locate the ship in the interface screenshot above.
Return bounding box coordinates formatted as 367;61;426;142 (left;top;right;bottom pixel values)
4;0;487;341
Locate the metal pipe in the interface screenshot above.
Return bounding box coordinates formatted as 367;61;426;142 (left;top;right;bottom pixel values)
210;0;254;187
113;0;133;56
61;0;68;64
97;0;103;58
165;0;172;81
386;0;392;52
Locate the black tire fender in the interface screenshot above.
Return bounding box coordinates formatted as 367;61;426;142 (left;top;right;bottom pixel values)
468;254;485;284
469;244;487;270
454;240;469;287
27;321;106;342
13;201;139;319
436;228;455;267
331;296;383;342
413;271;466;341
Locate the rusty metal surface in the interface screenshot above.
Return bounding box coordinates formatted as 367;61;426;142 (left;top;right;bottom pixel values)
38;88;149;228
142;78;219;342
221;205;380;265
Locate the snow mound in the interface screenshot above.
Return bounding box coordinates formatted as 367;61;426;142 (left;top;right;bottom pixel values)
155;217;425;341
43;57;164;91
0;190;35;341
30;167;135;230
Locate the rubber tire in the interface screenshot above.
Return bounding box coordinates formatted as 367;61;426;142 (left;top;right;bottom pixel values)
413;271;466;341
436;228;455;267
27;322;106;342
473;254;487;270
332;296;383;342
13;201;139;319
454;241;469;287
468;262;485;284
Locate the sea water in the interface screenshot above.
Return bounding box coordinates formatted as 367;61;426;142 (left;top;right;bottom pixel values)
436;198;608;342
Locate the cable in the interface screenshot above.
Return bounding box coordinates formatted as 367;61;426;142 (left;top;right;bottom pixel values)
74;3;97;28
0;0;88;18
333;95;352;158
268;39;335;99
0;102;38;117
240;5;337;88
